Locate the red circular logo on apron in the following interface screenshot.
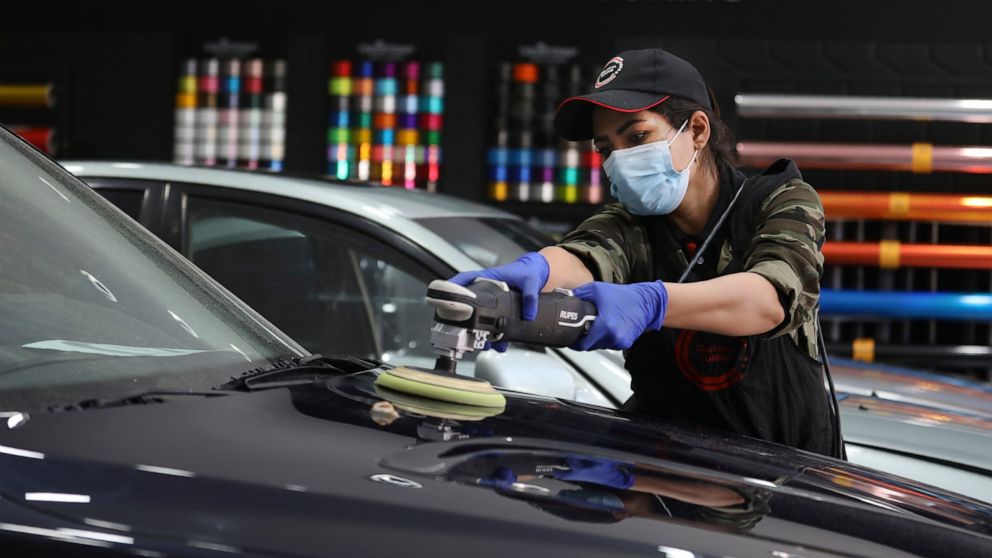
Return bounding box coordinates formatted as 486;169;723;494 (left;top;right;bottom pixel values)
675;330;749;391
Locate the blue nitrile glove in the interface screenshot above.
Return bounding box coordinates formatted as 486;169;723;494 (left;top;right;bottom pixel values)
570;280;668;351
478;466;517;490
554;457;635;490
448;252;551;353
559;488;626;512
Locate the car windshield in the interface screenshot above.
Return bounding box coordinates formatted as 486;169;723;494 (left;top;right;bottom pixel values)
413;217;553;268
0;128;303;412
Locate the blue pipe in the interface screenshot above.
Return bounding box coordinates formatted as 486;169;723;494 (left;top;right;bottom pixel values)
820;289;992;320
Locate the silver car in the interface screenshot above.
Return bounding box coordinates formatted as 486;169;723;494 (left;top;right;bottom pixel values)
64;161;992;502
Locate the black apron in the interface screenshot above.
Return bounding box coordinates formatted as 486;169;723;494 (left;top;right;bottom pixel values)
623;161;838;457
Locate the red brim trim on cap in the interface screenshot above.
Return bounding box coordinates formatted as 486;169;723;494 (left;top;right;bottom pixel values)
555;94;671;114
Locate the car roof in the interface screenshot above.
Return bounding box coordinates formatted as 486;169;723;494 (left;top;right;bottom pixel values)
60;161;521;221
60;161;526;271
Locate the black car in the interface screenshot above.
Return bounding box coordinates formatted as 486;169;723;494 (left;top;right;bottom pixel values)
1;126;991;557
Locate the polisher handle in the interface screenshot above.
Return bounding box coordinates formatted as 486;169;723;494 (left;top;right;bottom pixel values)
427;279;597;348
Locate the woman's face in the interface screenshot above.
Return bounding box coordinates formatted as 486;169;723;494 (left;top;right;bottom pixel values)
591;107;696;172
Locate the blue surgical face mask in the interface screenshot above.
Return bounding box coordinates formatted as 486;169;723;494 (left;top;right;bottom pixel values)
602;119;699;216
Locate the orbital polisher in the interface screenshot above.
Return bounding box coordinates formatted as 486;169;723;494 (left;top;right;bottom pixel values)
374;278;597;408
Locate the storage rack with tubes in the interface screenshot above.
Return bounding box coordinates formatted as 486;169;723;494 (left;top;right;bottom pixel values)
735;94;992;380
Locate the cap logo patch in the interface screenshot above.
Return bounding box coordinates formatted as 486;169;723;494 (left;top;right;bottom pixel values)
594;56;624;89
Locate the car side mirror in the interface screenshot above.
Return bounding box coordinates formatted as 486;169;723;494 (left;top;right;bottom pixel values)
474;346;577;400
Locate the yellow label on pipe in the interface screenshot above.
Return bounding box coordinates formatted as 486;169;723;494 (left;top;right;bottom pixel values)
852;338;875;363
0;84;51;108
888;192;911;217
878;240;901;269
910;142;933;174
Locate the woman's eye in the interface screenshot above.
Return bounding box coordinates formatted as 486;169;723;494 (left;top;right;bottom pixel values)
630;131;649;144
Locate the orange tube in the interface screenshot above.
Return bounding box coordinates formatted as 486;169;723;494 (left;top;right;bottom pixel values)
824;241;992;269
820;191;992;224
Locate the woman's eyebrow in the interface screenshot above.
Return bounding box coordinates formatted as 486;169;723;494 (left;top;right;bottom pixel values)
593;118;647;142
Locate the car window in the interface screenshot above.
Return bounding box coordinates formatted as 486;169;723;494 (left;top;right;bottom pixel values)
184;197;461;370
0;129;302;412
414;217;553;267
95;188;144;221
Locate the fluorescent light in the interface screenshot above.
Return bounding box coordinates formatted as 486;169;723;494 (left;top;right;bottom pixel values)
0;412;28;429
0;445;44;459
0;523;112;548
135;465;196;478
656;546;695;558
56;528;133;545
187;540;241;553
25;493;91;503
38;177;70;203
83;518;132;532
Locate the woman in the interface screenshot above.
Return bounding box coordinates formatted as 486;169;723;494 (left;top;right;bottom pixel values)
452;48;841;458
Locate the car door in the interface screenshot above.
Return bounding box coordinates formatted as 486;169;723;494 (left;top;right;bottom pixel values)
168;186;624;403
163;186;448;370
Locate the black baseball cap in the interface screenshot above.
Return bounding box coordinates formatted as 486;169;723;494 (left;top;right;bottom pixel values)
555;48;712;141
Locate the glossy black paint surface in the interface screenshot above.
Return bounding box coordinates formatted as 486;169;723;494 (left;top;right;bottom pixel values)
0;370;989;557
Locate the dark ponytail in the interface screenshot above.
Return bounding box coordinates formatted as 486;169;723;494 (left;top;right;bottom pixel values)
649;88;737;178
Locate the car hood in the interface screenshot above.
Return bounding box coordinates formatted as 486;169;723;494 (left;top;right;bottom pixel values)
0;370;989;557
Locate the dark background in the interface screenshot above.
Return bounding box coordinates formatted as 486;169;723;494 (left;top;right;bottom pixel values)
5;0;992;202
4;0;991;375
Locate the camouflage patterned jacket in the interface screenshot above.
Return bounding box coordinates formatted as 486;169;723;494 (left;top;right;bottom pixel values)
558;159;824;359
558;160;838;456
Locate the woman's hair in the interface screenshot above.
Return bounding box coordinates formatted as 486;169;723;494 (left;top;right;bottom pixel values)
649;88;738;176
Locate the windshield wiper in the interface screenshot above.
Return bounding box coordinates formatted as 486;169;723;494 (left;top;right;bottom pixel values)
45;355;381;412
218;353;382;392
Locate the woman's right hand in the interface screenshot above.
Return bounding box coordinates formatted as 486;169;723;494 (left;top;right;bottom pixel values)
448;252;550;353
448;251;550;321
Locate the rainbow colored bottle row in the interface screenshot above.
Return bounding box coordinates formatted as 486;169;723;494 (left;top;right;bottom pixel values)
487;144;602;203
487;62;603;204
328;59;443;190
174;57;286;171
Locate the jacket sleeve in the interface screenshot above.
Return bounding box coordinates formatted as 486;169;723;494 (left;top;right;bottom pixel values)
555;203;652;284
743;179;825;355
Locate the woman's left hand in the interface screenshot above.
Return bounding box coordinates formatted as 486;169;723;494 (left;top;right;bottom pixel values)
570;280;668;351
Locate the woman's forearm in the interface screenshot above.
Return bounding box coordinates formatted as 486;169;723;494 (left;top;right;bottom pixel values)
663;272;784;336
536;247;783;336
538;246;594;291
630;476;746;507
